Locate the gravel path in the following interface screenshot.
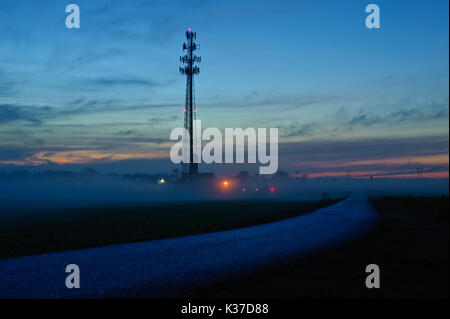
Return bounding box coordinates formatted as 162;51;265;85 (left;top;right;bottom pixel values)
0;193;378;298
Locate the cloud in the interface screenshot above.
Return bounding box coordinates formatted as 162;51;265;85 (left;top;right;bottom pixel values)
24;138;45;146
0;105;21;123
117;130;135;136
344;106;448;130
279;135;449;166
84;76;161;88
283;123;317;138
0;99;181;127
60;99;179;118
282;101;449;139
209;94;344;110
0;148;32;161
67;98;85;105
0;68;22;97
0;104;50;125
348;114;382;126
46;47;125;73
0;80;19;97
148;115;180;127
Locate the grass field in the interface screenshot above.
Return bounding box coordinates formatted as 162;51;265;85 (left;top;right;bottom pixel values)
194;196;449;298
0;198;342;259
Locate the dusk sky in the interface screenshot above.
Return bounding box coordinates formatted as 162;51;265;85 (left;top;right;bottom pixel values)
0;0;448;178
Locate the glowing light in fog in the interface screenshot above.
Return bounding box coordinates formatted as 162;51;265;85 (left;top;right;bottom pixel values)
220;180;231;191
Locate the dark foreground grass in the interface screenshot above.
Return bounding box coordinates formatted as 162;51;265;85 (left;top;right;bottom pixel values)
0;198;341;259
194;196;449;298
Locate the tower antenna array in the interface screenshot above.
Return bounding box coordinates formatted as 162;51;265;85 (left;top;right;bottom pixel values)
179;29;201;177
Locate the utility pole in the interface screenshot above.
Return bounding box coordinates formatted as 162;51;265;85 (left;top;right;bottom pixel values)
417;167;424;180
179;29;201;178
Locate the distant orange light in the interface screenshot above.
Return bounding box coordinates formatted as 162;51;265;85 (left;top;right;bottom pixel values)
188;28;191;32
219;180;231;191
269;186;276;192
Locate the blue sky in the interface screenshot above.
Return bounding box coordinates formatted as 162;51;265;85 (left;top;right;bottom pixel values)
0;0;448;177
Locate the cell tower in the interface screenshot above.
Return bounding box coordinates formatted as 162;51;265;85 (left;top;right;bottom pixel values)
179;28;201;177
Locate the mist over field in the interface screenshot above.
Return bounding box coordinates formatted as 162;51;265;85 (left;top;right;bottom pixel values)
1;174;447;217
